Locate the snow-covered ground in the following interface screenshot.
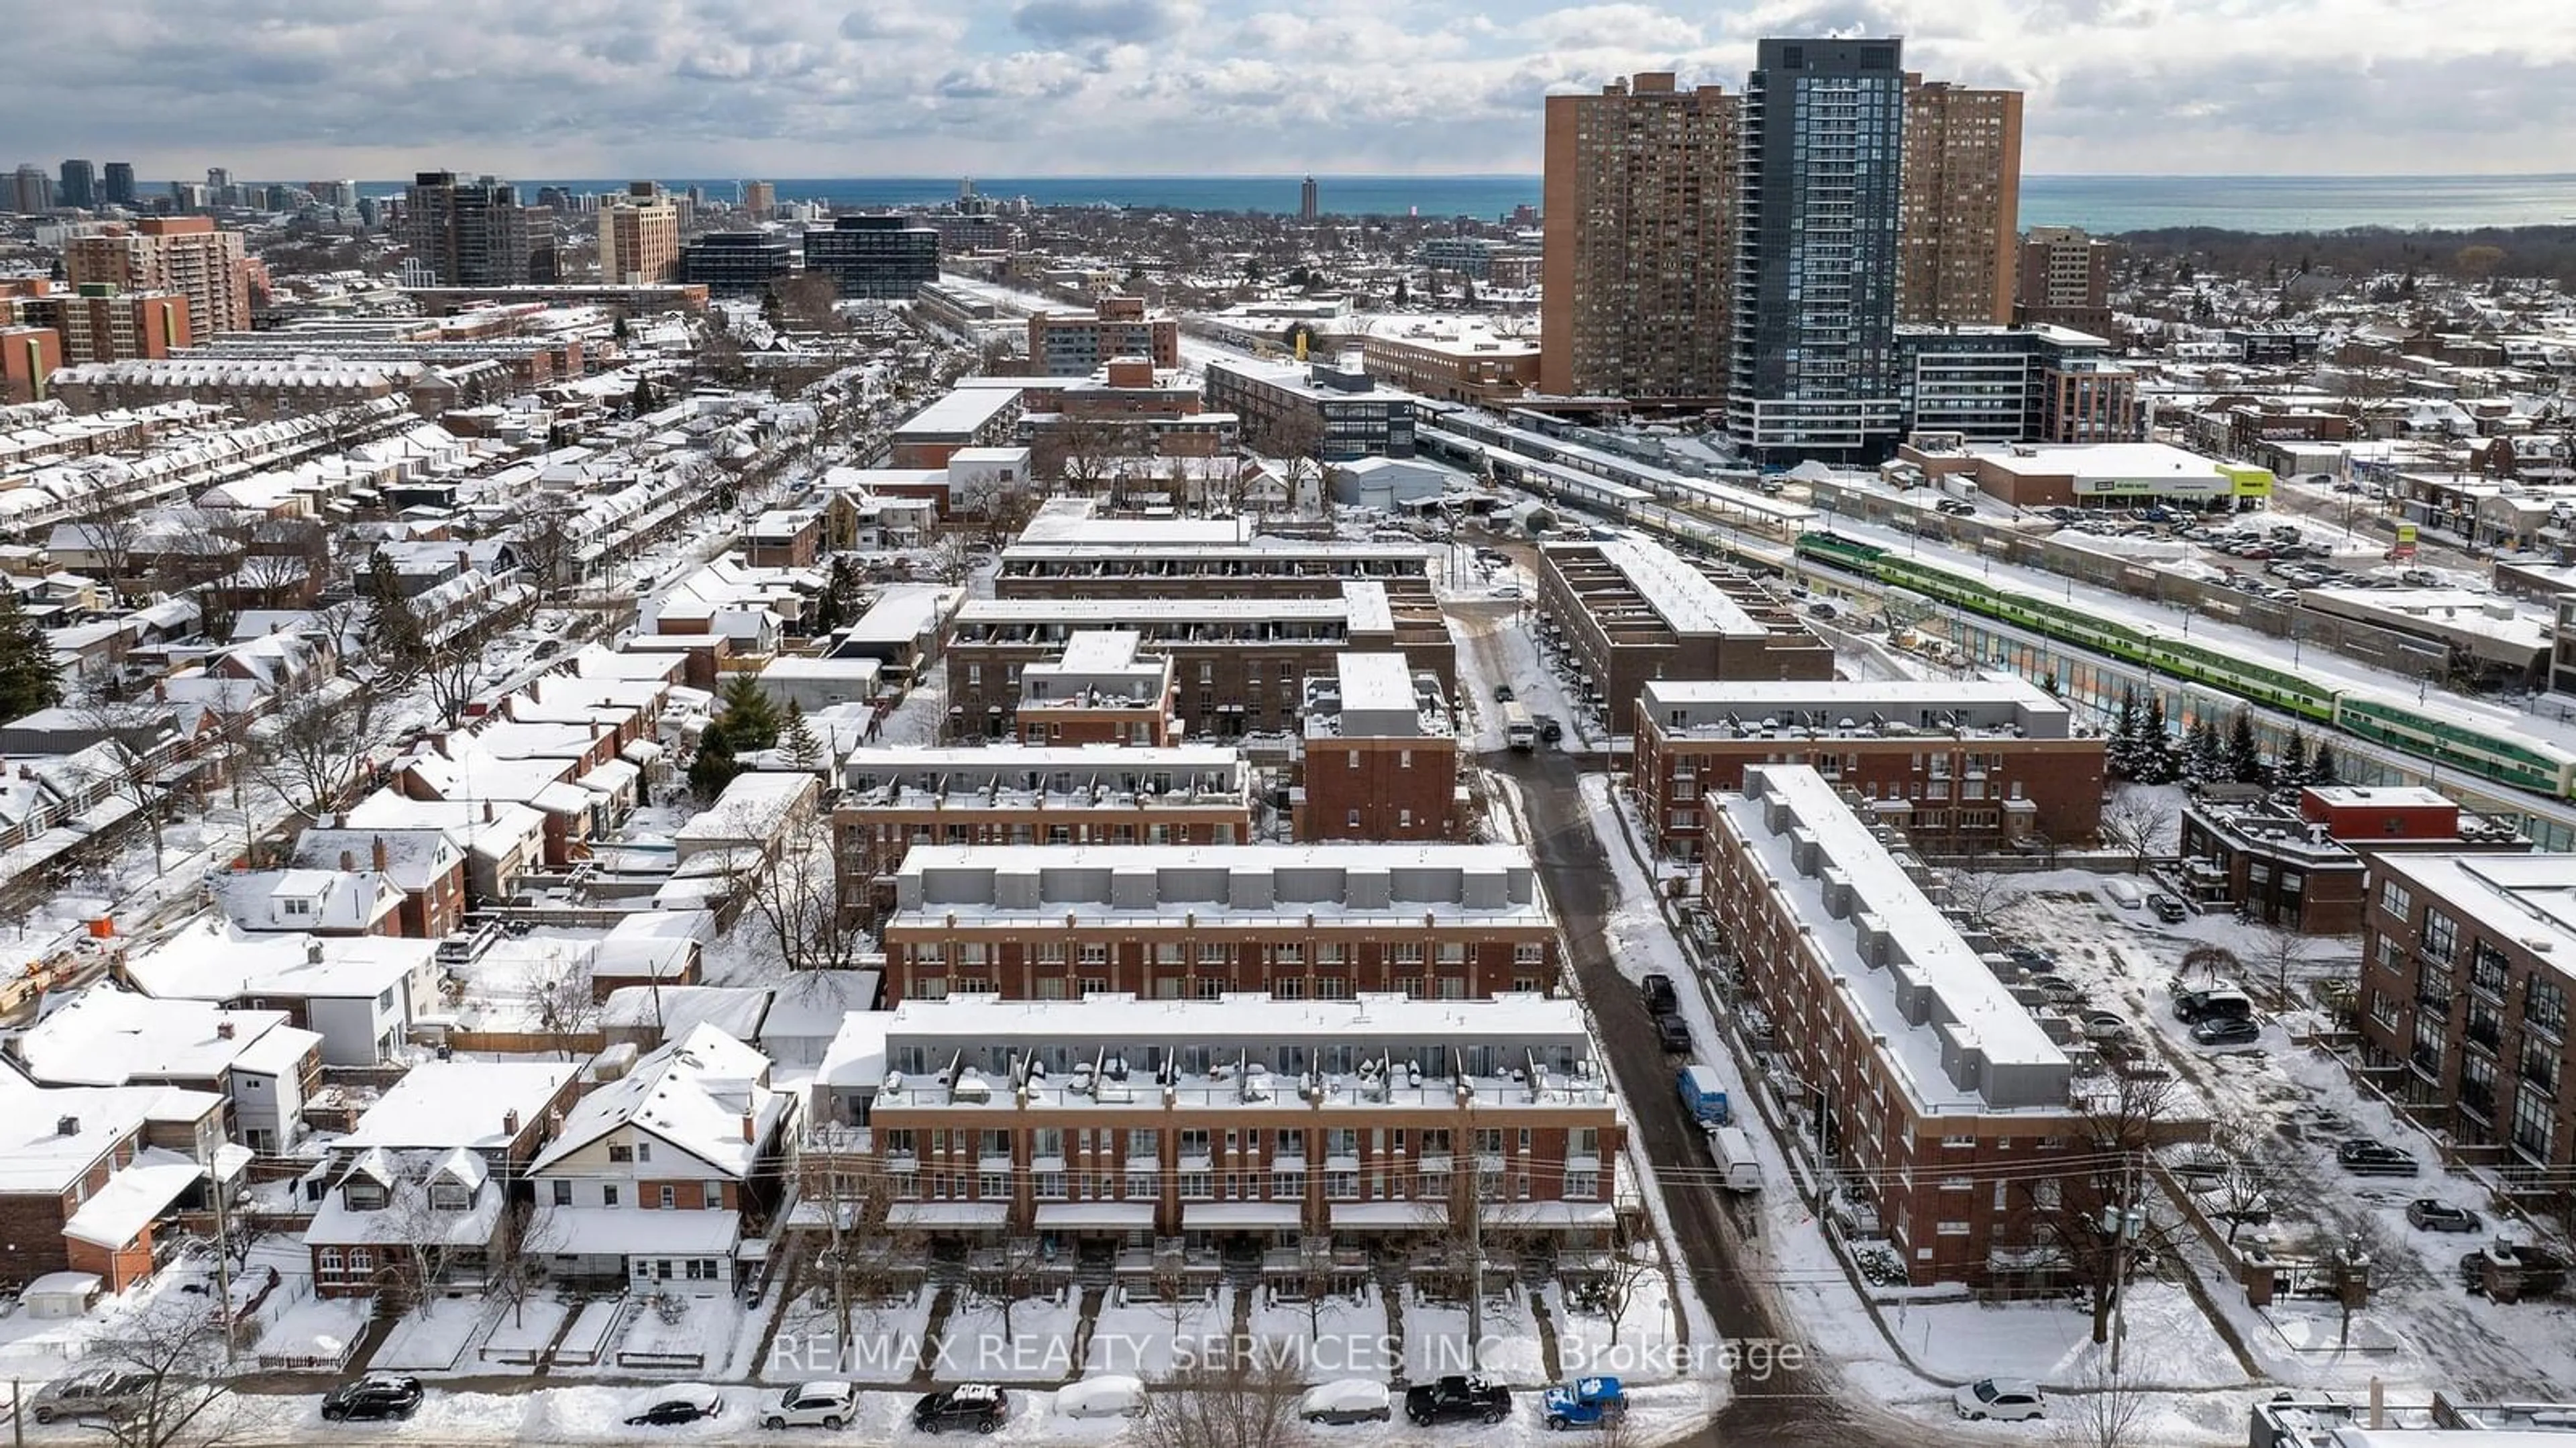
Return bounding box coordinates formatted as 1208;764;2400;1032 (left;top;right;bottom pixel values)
1082;1285;1231;1379
1446;597;1599;754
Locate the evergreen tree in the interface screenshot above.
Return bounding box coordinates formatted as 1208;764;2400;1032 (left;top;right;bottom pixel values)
2185;715;2224;782
0;586;60;719
631;373;655;414
687;731;741;801
2226;708;2264;784
716;672;783;754
784;701;823;773
2106;688;2141;780
363;552;431;675
2136;695;2178;784
612;312;632;343
2277;727;2312;786
2308;741;2341;786
1393;276;1410;308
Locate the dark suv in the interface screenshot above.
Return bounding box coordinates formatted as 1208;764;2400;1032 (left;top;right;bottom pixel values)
321;1375;423;1423
1405;1374;1511;1427
913;1384;1008;1435
1640;975;1678;1015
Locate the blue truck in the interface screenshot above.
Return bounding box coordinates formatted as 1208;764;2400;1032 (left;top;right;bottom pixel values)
1676;1064;1731;1128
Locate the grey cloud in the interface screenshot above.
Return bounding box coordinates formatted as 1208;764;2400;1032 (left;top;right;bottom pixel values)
1010;0;1185;46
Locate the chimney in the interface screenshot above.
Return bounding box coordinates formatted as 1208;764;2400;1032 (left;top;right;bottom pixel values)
307;938;325;964
740;1110;756;1143
339;849;356;872
56;1115;80;1137
371;835;390;873
502;1108;521;1137
482;800;495;823
217;1020;236;1041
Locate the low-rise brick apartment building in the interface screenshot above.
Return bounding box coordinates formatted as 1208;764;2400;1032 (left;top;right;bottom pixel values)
1703;766;2180;1286
2178;785;2528;934
0;1073;227;1292
943;584;1454;742
879;843;1556;1005
1020;359;1240;479
1632;674;2103;859
1356;320;1542;407
835;744;1256;924
809;991;1624;1260
1536;537;1834;735
2355;852;2575;1188
1295;652;1462;842
1012;630;1182;747
1026;296;1181;374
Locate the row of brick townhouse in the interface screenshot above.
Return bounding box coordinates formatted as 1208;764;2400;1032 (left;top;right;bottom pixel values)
943;584;1454;742
995;497;1436;605
808;992;1625;1274
880;843;1555;1005
1632;673;2104;859
2355;853;2575;1188
1295;652;1464;843
834;744;1256;924
1536;537;1834;735
1701;765;2190;1286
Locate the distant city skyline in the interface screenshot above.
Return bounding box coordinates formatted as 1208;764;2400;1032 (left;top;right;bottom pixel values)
7;1;2569;178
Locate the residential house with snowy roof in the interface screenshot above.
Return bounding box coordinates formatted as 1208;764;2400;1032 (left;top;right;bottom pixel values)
0;1065;229;1292
339;788;543;902
216;866;407;936
11;986;323;1153
302;1059;582;1299
284;825;469;937
528;1024;794;1290
119;923;439;1066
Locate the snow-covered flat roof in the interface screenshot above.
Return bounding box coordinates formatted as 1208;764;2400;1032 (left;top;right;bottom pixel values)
843;744;1241;774
123;921;434;1002
0;1076;177;1192
2304;785;2454;809
531;1205;743;1256
1971;441;2237;479
16;988;297;1086
2373;852;2576;972
341;1062;580;1151
1336;652;1417;716
954;596;1355;625
1641;672;2071;739
1720;766;2071;1116
892;843;1544;923
1555;537;1762;639
891;386;1021;439
877;988;1585;1045
63;1148;203;1250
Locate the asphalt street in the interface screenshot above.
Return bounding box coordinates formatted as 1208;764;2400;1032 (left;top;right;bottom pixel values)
1495;748;1919;1448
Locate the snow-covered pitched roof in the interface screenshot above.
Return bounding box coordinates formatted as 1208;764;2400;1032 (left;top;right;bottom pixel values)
17;987;297;1086
340;1061;580;1153
531;1023;784;1180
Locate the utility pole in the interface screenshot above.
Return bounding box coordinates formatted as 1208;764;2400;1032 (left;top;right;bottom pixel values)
1460;1078;1483;1372
209;1157;238;1369
2103;1156;2142;1381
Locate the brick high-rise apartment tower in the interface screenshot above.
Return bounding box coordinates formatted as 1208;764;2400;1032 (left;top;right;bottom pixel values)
1898;74;2025;325
1538;73;1736;403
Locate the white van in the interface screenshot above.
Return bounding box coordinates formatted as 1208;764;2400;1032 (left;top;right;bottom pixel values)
1708;1125;1761;1192
2100;877;2145;911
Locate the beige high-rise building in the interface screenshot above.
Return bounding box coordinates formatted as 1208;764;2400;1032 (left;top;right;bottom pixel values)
2015;225;2114;337
739;180;775;219
598;199;681;285
1538;72;1736;403
63;217;254;340
1898;75;2023;325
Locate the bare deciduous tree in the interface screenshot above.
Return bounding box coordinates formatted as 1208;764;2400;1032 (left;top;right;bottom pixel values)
1134;1340;1305;1448
422;648;484;731
490;1197;566;1329
252;677;378;823
2057;1358;2152;1448
69;687;178;872
2007;1073;2194;1346
796;1143;920;1353
81;1296;239;1448
527;947;600;1057
2098;789;2177;876
732;803;867;974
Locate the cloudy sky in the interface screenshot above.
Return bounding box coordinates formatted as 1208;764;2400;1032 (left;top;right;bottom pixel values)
9;0;2569;180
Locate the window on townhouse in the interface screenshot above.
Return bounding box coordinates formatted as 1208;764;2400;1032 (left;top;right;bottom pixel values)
602;1184;621;1207
552;1180;573;1206
704;1181;724;1209
658;1185;676;1210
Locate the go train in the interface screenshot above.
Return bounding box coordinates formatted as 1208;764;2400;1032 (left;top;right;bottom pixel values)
1794;531;2576;800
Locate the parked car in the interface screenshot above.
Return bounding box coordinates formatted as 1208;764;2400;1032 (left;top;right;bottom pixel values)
1490;584;1525;600
2147;892;2188;923
2337;1139;2422;1178
912;1384;1007;1434
321;1375;425;1423
1053;1376;1144;1420
1953;1378;2047;1422
1538;717;1566;745
1655;1014;1693;1053
625;1391;724;1427
2406;1199;2483;1233
2081;1011;2133;1044
1405;1374;1512;1427
1493;683;1515;702
763;1382;859;1431
2100;878;2144;910
2191;1016;2263;1048
1640;974;1678;1015
1298;1380;1393;1425
2028;974;2084;1005
30;1369;152;1425
1540;1376;1629;1431
2174;984;2256;1020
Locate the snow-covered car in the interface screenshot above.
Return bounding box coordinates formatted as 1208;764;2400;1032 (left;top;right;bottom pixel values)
2028;974;2084;1006
2406;1199;2483;1233
1953;1378;2047;1421
29;1369;151;1424
912;1384;1006;1434
762;1382;857;1431
625;1390;724;1427
1298;1380;1393;1425
1053;1376;1145;1420
2191;1017;2263;1048
2100;878;2144;910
